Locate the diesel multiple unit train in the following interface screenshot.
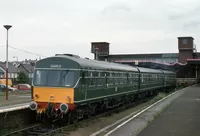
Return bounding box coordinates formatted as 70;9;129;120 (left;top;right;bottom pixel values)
29;54;176;122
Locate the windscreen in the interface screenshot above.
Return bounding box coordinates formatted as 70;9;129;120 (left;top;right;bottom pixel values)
33;69;76;87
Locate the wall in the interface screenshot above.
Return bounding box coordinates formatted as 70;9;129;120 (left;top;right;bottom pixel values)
178;50;194;64
0;109;36;135
178;38;193;49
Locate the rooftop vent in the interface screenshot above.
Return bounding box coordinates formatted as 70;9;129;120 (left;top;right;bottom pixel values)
55;54;80;58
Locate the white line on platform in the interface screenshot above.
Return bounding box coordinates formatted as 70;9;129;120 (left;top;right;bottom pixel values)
103;90;181;136
0;102;31;113
90;87;186;136
17;95;31;98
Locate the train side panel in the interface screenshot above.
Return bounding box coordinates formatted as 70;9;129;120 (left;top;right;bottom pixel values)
74;70;139;104
137;67;164;92
161;70;176;87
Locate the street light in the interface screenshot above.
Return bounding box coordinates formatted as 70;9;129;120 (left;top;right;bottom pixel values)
4;25;12;100
13;56;18;66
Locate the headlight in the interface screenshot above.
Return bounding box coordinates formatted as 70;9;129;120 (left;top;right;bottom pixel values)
59;103;68;113
29;101;38;111
35;93;39;99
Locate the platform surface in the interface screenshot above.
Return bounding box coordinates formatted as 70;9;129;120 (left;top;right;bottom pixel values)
0;91;31;107
108;85;200;136
137;85;200;136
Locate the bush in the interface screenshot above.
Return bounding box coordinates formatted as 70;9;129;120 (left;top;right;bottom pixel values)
16;72;29;84
149;92;166;104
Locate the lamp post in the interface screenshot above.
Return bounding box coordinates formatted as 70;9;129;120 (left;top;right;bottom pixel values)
13;56;19;80
4;25;12;100
13;56;18;67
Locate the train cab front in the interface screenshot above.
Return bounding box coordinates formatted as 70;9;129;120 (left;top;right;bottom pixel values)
29;69;77;119
29;87;76;119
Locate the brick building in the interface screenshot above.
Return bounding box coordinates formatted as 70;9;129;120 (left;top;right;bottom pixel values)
91;37;200;81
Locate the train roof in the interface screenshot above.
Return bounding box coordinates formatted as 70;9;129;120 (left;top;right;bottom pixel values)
161;70;175;74
36;54;175;74
136;67;163;73
38;55;139;72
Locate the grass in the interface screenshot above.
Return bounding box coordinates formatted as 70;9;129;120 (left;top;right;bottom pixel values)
149;92;167;104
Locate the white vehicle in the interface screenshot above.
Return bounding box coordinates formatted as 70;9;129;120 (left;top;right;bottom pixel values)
0;84;18;92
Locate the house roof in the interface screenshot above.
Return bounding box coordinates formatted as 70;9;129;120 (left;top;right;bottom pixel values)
0;68;4;73
0;62;18;73
19;64;35;73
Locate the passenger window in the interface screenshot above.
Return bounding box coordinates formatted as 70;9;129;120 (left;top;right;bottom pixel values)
81;71;85;83
63;71;75;86
90;72;93;77
141;74;144;83
81;71;85;78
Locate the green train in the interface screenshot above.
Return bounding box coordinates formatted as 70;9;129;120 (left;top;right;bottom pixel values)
29;54;176;122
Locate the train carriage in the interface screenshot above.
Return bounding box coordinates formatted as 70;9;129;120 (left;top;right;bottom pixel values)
137;67;164;92
29;54;176;121
162;70;177;87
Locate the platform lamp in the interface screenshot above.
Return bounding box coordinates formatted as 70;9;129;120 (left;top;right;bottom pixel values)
3;25;12;100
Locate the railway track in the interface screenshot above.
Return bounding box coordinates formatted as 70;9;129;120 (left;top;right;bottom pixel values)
3;124;41;136
3;123;62;136
3;90;176;136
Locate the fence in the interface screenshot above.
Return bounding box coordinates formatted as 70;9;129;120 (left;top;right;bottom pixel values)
177;78;197;86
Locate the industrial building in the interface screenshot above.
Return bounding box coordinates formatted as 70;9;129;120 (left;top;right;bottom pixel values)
91;36;200;83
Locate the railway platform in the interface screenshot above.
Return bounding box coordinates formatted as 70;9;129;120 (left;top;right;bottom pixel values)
105;84;200;136
0;91;32;113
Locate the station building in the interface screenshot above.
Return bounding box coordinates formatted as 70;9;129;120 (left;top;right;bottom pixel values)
91;37;200;82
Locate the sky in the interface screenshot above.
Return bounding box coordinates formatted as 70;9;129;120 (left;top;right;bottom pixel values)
0;0;200;61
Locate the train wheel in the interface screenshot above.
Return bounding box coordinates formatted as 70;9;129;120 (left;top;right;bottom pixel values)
85;107;92;118
36;113;40;121
69;112;78;124
72;112;79;124
61;113;70;125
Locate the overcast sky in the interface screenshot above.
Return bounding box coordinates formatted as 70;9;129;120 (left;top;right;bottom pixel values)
0;0;200;61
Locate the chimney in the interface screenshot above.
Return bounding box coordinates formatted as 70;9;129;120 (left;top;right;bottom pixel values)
178;36;194;63
91;42;110;61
